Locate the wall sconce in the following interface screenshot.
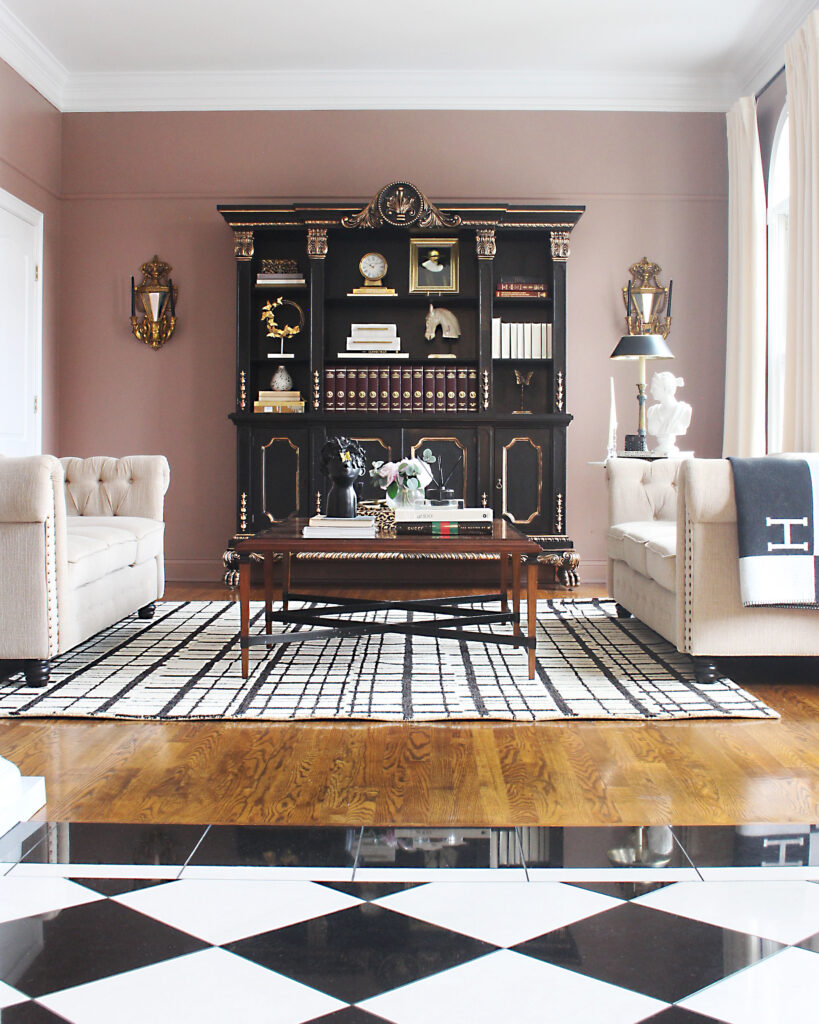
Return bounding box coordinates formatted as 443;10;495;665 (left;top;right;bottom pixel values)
610;258;674;451
130;255;177;350
622;256;672;338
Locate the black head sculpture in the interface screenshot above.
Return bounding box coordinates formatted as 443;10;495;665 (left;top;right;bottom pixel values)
319;436;367;518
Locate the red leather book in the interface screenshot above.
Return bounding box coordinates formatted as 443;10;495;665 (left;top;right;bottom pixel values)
390;366;402;412
412;366;424;413
445;367;457;413
401;367;413;413
423;366;436;412
368;366;379;411
434;368;446;413
468;368;478;412
346;367;357;411
324;367;336;412
352;366;364;409
456;368;468;413
379;367;390;411
335;366;347;412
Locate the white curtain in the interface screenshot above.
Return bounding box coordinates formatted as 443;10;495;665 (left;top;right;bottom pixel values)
784;11;819;452
723;96;767;457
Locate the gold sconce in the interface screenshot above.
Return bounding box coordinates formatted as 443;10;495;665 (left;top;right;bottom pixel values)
130;255;177;350
622;256;672;338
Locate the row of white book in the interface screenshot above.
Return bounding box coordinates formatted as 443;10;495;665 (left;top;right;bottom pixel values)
491;318;553;360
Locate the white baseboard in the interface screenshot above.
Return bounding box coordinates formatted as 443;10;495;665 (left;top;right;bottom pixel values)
577;559;607;585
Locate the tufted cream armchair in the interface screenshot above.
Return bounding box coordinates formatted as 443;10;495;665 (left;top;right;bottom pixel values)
606;457;819;680
0;454;170;686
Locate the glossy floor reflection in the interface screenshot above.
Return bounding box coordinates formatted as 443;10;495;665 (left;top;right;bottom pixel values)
0;822;817;1022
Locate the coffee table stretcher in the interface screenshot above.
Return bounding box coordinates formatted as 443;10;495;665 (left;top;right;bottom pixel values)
237;520;540;680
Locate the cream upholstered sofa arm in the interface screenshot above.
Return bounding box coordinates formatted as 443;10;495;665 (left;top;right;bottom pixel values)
0;455;68;660
61;455;170;520
677;458;737;525
606;457;682;527
0;454;64;524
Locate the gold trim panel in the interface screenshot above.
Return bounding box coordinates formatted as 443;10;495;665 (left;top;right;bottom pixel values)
502;436;543;526
260;436;300;523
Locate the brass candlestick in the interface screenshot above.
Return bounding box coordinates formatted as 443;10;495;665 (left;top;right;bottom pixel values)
512;368;534;414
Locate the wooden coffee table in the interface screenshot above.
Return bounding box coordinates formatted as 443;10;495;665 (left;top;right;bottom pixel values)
235;519;543;679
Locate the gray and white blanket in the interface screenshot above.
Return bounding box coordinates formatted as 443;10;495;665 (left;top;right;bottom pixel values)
728;455;819;608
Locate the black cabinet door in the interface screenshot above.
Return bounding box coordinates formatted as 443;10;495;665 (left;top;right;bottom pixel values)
250;427;310;530
404;428;478;506
493;428;553;535
312;424;403;513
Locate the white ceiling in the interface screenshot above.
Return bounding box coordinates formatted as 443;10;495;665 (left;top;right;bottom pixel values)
0;0;813;113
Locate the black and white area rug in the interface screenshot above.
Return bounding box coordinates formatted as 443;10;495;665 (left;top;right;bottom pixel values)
0;600;777;722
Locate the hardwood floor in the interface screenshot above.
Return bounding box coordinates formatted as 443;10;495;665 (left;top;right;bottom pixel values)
1;582;817;827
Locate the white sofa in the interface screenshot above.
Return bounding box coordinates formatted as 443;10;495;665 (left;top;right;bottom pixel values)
606;457;819;680
0;454;170;686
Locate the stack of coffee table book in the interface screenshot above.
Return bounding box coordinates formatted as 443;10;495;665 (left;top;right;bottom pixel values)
394;505;493;536
302;516;377;538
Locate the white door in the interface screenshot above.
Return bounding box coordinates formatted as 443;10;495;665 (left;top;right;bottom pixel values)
0;189;43;457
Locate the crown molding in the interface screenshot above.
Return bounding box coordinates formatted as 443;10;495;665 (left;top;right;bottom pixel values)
0;1;66;109
734;0;816;97
59;68;739;113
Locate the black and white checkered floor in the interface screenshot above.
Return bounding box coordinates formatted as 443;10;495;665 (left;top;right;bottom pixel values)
1;823;817;1023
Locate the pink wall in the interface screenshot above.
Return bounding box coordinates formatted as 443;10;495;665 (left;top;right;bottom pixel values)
0;59;62;453
58;110;727;581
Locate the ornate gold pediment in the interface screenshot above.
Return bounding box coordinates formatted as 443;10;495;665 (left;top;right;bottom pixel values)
342;181;462;230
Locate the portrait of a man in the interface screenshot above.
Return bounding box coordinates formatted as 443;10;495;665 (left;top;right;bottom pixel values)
409;238;459;293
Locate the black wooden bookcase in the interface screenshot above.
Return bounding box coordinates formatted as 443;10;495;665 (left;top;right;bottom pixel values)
218;182;584;582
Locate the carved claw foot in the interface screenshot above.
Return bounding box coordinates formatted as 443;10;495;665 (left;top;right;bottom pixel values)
614;603;632;619
223;546;265;588
138;603;156;619
540;552;581;589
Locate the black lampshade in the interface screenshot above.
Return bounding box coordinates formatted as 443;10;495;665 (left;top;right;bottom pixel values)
610;333;674;360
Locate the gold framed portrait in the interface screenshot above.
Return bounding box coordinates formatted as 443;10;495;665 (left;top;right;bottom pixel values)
409;238;459;294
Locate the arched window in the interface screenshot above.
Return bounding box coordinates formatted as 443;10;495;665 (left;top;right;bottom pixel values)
767;108;789;452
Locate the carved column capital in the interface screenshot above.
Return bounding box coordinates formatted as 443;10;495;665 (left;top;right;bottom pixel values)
476;228;496;259
307;227;328;259
550;230;571;262
233;229;254;261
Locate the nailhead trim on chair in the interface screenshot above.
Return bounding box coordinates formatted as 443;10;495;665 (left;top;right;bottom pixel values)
684;510;694;654
44;503;59;658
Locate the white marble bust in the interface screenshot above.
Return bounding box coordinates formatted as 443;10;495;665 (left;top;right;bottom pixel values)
647;371;692;456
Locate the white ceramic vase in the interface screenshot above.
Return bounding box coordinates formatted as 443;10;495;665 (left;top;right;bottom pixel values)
270;364;293;391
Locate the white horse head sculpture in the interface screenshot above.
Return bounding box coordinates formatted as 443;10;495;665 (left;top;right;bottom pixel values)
424;304;461;342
